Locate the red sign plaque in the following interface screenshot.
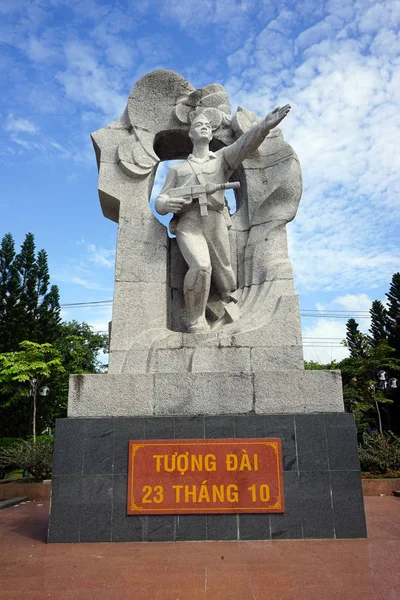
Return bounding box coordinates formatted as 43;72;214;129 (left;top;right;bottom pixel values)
127;439;284;515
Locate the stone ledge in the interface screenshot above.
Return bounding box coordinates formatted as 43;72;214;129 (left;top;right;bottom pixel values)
0;496;29;510
0;482;51;502
67;370;344;418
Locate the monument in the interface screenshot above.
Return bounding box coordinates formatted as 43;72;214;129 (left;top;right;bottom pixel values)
48;71;367;542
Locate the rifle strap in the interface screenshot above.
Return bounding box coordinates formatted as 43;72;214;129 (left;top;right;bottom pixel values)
187;160;207;186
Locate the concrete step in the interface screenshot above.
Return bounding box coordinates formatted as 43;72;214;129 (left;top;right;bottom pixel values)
0;496;29;510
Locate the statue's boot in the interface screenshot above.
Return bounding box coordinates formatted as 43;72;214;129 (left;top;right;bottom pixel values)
184;267;211;333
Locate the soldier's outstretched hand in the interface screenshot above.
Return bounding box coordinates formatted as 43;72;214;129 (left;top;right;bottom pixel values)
264;105;291;129
158;195;187;214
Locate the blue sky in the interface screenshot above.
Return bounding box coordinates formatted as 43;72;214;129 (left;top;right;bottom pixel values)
1;0;399;364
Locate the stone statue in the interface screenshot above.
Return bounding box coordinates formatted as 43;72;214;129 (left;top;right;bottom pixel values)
155;107;291;333
66;69;345;418
90;70;306;378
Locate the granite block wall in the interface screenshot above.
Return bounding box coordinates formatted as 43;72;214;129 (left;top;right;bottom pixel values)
48;413;367;542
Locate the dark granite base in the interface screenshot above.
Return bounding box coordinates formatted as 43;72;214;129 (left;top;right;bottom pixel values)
48;413;367;542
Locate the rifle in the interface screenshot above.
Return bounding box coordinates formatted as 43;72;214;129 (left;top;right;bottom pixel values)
167;181;240;217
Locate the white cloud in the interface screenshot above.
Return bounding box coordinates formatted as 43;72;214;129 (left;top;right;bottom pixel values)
55;258;113;292
224;0;400;295
24;35;57;62
358;1;400;34
6;113;39;134
1;0;399;336
86;244;115;269
295;15;344;52
157;0;262;50
331;293;372;312
56;41;126;118
69;276;108;290
302;317;350;363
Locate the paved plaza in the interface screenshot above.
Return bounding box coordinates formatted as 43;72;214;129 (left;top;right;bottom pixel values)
0;496;399;599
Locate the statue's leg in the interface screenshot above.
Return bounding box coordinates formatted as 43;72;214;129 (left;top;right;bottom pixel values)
203;211;236;300
176;212;212;333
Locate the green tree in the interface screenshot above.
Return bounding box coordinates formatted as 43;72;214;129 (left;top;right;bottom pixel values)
369;300;388;345
304;360;338;370
386;272;400;357
0;233;109;437
0;322;108;437
0;341;65;442
340;337;400;434
345;318;368;358
48;321;108;420
56;321;108;374
0;233;61;352
0;233;21;352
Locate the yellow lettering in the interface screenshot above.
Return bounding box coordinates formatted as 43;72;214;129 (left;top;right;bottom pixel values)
239;451;252;471
226;484;239;502
164;453;177;472
226;454;238;471
177;453;189;475
205;454;216;471
253;453;259;471
172;484;183;503
184;485;197;502
198;481;210;502
152;455;163;472
191;454;203;471
259;484;270;502
248;484;270;502
141;485;164;504
212;485;224;503
153;485;164;504
248;484;257;502
142;486;152;503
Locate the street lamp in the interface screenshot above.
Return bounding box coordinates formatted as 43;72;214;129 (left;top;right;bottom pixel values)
377;370;399;391
376;370;398;431
29;379;50;444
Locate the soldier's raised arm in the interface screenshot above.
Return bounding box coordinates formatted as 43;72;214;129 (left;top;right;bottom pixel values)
224;105;291;171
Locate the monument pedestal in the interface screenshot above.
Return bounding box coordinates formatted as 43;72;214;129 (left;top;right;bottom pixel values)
48;412;367;543
48;70;367;543
67;370;345;417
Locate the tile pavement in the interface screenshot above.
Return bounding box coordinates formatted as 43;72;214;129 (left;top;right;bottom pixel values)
0;497;399;599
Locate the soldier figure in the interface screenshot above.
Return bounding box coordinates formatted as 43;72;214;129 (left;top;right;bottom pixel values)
156;105;290;333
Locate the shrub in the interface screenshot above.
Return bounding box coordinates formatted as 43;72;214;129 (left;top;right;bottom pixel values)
0;436;54;481
361;470;400;479
358;432;400;474
0;438;22;479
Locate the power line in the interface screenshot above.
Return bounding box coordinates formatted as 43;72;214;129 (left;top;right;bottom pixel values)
301;309;369;313
60;299;371;318
302;315;370;319
61;300;112;308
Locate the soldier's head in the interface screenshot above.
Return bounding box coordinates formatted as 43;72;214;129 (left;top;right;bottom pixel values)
189;114;213;144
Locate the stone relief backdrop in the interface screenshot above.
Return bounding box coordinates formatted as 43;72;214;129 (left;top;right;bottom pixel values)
92;70;304;376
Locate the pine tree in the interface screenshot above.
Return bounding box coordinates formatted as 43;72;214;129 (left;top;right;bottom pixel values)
346;318;368;358
33;249;60;344
37;285;61;344
369;300;388;345
0;233;62;436
15;233;38;343
386;272;400;357
0;233;61;352
0;234;21;352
